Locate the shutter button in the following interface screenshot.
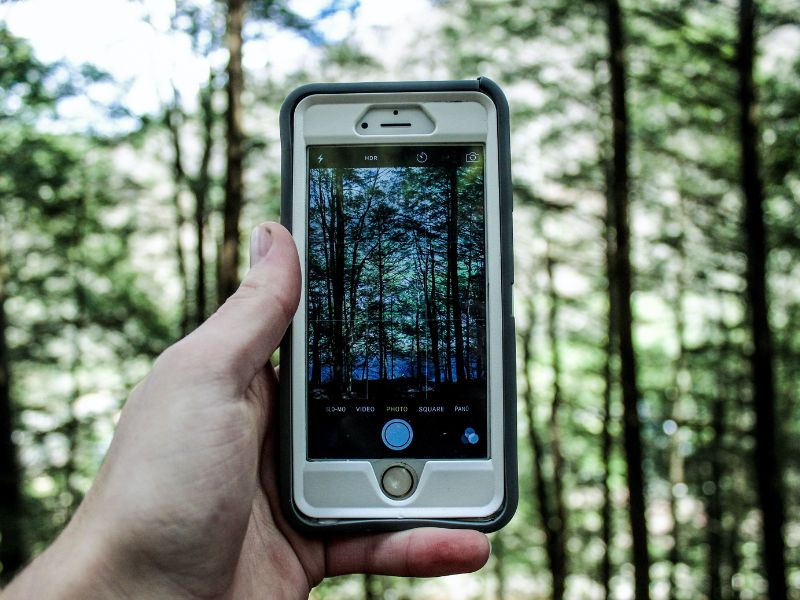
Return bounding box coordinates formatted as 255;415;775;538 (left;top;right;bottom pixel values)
381;465;414;498
381;419;413;450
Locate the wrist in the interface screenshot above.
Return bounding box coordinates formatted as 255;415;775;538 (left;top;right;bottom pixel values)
1;522;121;599
1;510;194;600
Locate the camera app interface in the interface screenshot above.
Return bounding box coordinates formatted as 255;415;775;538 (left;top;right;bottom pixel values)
306;145;487;459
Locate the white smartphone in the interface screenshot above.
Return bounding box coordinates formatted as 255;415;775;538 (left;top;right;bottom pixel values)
278;78;516;532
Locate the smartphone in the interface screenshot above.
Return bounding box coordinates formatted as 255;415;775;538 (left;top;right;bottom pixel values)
278;78;516;532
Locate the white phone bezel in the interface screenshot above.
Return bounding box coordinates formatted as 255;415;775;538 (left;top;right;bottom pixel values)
290;91;505;519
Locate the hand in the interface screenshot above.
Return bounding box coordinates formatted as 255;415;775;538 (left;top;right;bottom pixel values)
3;222;490;599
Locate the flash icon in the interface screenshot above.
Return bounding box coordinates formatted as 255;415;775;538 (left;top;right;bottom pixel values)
317;154;324;164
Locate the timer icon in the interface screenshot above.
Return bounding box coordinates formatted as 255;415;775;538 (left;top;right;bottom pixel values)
416;152;428;163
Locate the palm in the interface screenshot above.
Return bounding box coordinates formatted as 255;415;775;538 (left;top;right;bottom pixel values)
222;365;326;599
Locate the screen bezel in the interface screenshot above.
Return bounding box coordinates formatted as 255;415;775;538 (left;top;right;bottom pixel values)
290;91;505;519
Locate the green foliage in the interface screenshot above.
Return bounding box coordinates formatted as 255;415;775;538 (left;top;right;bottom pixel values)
1;0;799;597
0;27;172;558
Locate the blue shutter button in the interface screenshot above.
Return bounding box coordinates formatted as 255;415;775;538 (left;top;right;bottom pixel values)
382;419;413;450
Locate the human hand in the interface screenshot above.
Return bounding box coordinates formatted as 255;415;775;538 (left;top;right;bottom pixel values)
3;222;490;599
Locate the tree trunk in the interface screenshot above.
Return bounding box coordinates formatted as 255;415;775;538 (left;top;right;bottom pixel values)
426;242;441;384
448;168;466;382
165;102;190;336
0;253;25;582
331;171;346;391
493;532;505;600
193;72;214;325
389;299;394;378
320;174;335;376
218;0;245;303
378;227;386;381
63;181;90;515
545;252;568;599
605;0;651;597
364;574;375;600
601;181;617;600
415;307;422;384
347;176;376;382
521;304;565;600
464;254;472;377
444;262;452;384
737;2;788;598
310;300;322;386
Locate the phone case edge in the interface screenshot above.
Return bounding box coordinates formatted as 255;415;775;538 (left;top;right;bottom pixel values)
278;77;517;534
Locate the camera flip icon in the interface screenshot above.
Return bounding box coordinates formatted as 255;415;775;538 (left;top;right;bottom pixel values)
461;427;480;445
465;152;480;163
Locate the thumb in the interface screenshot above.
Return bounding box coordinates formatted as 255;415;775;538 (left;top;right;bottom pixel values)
183;222;301;387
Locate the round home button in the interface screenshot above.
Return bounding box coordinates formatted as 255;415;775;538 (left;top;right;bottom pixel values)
381;465;414;498
381;419;413;450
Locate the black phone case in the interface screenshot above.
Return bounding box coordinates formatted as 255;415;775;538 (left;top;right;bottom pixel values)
278;77;517;533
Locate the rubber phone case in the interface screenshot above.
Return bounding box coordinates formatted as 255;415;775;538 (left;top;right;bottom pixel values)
278;77;517;533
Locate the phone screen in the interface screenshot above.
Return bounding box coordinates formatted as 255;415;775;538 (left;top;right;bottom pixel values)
306;145;487;459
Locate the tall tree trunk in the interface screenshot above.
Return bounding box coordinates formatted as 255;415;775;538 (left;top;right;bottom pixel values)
475;273;485;379
545;251;568;599
521;303;565;600
493;532;505;600
444;263;452;383
378;228;386;381
64;340;83;510
464;254;472;378
737;2;788;598
193;72;214;325
310;300;322;386
601;175;617;600
448;168;466;382
321;174;335;380
0;252;25;582
362;313;369;382
605;1;651;597
218;0;245;303
165;102;190;336
331;171;346;391
389;299;394;379
426;242;441;384
364;574;375;600
415;307;422;384
346;179;375;383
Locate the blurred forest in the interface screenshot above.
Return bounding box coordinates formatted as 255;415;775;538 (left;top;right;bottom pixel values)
1;0;799;599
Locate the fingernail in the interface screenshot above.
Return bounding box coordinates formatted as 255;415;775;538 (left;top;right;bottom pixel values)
250;224;273;266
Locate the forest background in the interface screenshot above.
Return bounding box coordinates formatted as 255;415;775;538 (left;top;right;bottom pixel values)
1;0;799;599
